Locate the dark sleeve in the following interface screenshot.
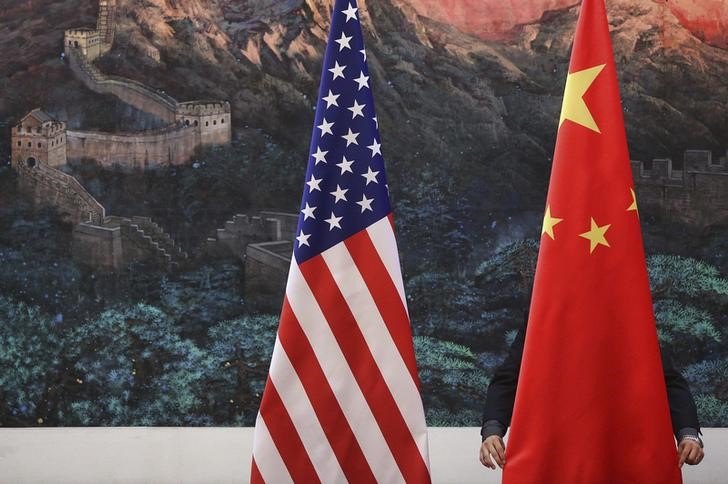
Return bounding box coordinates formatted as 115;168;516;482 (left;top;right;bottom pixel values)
480;316;527;439
661;347;701;436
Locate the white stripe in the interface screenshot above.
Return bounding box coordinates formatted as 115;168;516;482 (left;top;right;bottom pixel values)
286;261;405;484
366;217;409;316
268;338;347;483
252;412;294;484
321;243;430;468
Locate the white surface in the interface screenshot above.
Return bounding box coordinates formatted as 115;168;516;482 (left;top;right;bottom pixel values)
0;427;725;483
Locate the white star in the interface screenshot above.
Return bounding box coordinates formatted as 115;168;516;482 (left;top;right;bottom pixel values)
317;118;334;137
312;146;328;164
373;116;378;128
367;139;382;157
357;195;374;213
336;156;354;174
306;174;322;192
342;3;358;22
329;61;346;80
348;100;366;119
296;230;311;247
301;202;317;220
360;49;367;61
324;212;343;231
362;166;380;185
330;184;349;203
354;71;370;90
341;128;359;146
335;32;353;51
322;90;340;109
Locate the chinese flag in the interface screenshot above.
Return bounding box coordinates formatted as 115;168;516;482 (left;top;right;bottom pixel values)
502;0;682;483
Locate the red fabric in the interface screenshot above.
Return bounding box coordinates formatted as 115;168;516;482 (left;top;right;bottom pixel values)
502;0;682;482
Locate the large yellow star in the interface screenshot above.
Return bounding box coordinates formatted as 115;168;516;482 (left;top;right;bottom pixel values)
627;188;638;213
541;205;563;240
579;217;611;254
559;64;606;133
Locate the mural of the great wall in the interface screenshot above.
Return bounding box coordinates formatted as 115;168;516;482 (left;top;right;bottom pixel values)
1;0;727;427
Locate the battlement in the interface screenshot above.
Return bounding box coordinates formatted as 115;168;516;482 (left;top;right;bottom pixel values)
177;101;231;116
632;149;728;186
684;149;727;173
65;28;98;36
64;29;103;60
206;212;298;260
632;149;728;226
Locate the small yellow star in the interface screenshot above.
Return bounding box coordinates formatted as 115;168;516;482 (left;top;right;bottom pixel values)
579;217;611;254
542;205;563;240
559;64;606;133
627;188;638;213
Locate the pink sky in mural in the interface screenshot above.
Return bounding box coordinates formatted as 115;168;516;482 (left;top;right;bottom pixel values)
405;0;728;47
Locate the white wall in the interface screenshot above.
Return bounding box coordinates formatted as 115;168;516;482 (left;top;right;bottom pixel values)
0;427;725;483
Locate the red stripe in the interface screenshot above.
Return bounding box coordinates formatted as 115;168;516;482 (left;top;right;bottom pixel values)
259;378;321;483
278;297;377;483
299;256;430;483
250;458;264;484
344;229;420;388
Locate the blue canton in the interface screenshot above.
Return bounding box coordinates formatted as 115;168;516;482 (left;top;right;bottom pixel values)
294;0;391;263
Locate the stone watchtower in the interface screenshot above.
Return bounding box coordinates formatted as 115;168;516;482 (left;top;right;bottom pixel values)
176;101;232;146
64;28;102;60
10;109;68;170
64;0;116;60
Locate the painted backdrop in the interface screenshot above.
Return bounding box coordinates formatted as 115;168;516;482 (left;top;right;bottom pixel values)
1;0;727;427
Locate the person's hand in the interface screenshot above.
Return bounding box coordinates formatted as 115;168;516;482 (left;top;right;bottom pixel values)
678;438;704;467
479;435;506;469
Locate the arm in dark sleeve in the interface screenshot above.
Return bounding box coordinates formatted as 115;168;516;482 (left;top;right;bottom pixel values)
480;317;527;440
661;347;701;438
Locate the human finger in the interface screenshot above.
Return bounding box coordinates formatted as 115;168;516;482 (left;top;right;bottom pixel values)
686;445;702;465
480;443;495;469
492;438;506;467
678;443;690;467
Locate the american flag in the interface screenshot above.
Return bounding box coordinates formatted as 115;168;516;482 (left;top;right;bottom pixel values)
250;1;431;482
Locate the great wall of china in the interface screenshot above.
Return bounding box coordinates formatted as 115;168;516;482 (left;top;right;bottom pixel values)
7;2;727;299
8;0;296;299
631;149;728;226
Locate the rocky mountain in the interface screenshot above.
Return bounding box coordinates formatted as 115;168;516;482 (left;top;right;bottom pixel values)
1;0;727;240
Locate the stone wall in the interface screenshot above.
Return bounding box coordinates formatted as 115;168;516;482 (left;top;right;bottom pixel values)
72;222;123;270
206;212;298;259
244;241;292;310
16;162;105;225
67;48;178;123
96;0;116;50
631;150;728;226
66;125;200;169
72;216;188;271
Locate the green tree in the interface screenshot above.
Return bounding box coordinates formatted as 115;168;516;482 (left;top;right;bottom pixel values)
683;359;728;427
202;315;278;425
647;255;727;366
62;304;214;426
159;262;244;336
414;336;489;426
0;297;63;426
